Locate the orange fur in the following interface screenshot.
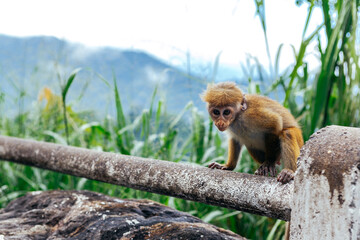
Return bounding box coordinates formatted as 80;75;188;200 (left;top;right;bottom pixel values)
280;127;304;170
204;82;304;240
226;138;242;170
202;82;304;183
201;82;244;106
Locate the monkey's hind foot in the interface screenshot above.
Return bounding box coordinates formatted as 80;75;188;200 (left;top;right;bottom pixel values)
254;164;277;177
208;162;229;170
277;169;294;184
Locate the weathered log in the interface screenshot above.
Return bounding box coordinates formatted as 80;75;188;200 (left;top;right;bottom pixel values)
0;135;292;221
0;190;245;239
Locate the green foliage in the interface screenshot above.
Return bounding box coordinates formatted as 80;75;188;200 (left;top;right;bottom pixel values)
0;74;266;237
251;0;360;139
0;1;359;240
61;68;82;145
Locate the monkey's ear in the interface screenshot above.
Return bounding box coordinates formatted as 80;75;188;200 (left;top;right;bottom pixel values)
241;102;247;111
241;96;248;111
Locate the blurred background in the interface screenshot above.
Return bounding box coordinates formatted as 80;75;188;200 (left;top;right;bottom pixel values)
0;0;359;239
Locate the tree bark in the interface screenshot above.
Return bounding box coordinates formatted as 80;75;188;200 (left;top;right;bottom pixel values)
0;135;292;221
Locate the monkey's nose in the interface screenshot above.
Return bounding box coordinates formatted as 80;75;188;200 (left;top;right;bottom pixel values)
216;123;226;131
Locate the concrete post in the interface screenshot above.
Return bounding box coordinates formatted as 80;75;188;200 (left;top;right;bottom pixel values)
291;125;360;239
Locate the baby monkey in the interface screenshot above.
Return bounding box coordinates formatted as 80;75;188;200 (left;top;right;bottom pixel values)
202;82;303;184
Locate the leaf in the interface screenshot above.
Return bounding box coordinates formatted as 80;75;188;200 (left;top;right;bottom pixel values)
311;0;351;131
113;73;126;129
62;68;81;100
155;100;163;131
169;101;193;129
96;72;112;88
79;122;110;137
43;130;67;145
322;0;332;38
285;23;323;106
76;178;88;190
118;114;142;135
266;219;283;240
214;211;242;221
149;86;158;119
60;68;81;145
274;43;284;79
302;2;314;39
211;51;222;83
201;210;223;223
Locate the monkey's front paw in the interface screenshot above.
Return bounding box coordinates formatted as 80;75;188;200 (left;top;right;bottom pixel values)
208;162;228;170
254;164;277;177
277;169;294;184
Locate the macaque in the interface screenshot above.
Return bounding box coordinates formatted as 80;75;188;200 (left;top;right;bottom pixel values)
201;82;303;184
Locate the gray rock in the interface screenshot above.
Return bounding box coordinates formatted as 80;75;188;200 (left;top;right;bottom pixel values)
0;190;245;240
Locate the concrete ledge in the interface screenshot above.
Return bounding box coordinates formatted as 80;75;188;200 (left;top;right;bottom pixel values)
291;125;360;239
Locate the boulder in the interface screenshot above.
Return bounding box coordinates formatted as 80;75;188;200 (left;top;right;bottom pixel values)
0;190;245;239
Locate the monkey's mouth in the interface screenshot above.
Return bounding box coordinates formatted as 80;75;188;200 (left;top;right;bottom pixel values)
217;126;227;132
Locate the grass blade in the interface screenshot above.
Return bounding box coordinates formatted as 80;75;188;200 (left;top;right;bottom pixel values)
149;85;158;119
311;0;351;131
61;68;81;145
211;51;222;83
155;100;163;131
62;68;81;100
113;73;126;129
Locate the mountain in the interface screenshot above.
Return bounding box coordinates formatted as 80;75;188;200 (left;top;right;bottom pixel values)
0;34;207;117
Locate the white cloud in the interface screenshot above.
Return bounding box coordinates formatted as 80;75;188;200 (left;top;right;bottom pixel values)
144;66;169;84
69;44;99;62
0;0;323;69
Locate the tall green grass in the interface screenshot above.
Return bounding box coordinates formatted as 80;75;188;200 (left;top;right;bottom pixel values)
0;1;359;240
252;0;359;138
0;71;276;239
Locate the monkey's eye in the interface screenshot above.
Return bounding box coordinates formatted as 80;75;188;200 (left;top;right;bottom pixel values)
212;109;220;116
223;109;231;116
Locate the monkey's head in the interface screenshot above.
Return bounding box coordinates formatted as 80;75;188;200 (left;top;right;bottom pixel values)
201;82;244;132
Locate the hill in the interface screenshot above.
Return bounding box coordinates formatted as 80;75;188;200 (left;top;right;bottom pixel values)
0;34;207;117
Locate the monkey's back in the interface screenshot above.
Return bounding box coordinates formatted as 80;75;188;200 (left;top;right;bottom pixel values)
245;94;300;129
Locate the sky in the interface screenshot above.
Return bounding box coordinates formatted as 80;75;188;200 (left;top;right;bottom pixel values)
0;0;323;74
